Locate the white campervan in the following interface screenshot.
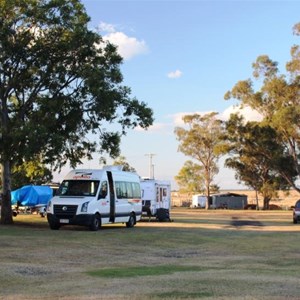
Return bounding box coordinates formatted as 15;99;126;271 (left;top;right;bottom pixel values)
46;166;142;231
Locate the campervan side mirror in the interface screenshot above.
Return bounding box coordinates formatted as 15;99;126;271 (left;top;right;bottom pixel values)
98;181;108;200
98;188;108;199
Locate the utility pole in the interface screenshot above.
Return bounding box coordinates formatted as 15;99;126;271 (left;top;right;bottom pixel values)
145;153;156;179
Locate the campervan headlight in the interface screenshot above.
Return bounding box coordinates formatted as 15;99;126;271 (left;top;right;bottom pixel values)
47;201;51;212
81;201;89;213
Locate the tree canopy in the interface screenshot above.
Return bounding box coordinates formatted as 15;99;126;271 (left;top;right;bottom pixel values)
112;156;136;173
174;112;226;207
224;22;300;193
175;160;204;194
224;114;296;209
10;157;53;189
0;0;153;224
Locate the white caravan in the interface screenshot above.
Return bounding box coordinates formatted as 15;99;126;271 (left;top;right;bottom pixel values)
191;194;207;208
141;179;171;221
46;166;142;231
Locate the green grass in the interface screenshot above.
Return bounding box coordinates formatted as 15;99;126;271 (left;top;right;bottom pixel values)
87;265;206;278
153;291;213;299
0;208;299;299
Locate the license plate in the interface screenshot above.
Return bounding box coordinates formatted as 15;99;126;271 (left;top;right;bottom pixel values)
60;219;69;224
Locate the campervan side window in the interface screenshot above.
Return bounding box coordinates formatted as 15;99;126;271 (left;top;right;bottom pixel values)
131;182;141;198
126;182;133;198
115;181;127;198
58;180;100;197
115;181;141;199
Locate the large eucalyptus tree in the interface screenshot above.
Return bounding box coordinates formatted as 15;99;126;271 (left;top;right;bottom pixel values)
175;112;226;208
225;22;300;194
224;114;296;209
0;0;153;224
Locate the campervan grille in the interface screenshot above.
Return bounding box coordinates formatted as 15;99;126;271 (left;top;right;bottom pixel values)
53;205;78;219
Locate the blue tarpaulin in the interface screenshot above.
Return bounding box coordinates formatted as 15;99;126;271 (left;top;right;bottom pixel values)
11;185;53;206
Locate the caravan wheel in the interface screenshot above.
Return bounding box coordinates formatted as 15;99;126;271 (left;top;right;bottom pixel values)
156;208;170;222
126;213;135;228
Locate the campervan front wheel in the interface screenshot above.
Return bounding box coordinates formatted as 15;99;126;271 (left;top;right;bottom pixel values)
49;222;60;230
126;213;135;228
89;214;101;231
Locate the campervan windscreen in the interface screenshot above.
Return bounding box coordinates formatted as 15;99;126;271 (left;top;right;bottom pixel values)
57;180;100;197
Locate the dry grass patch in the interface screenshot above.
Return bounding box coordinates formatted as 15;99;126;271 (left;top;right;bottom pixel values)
0;209;300;299
87;265;206;278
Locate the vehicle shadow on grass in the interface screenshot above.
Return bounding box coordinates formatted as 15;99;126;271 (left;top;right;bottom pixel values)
230;216;263;227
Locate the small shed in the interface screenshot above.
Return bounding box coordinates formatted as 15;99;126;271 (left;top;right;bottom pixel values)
191;195;207;208
211;193;247;209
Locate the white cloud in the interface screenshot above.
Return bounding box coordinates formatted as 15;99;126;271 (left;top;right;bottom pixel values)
134;105;262;136
97;21;116;33
97;21;148;60
167;105;262;128
221;105;263;122
135;122;172;133
103;32;148;60
171;112;187;126
170;111;214;126
167;70;182;79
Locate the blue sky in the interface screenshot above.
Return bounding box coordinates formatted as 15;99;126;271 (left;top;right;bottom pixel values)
54;0;300;190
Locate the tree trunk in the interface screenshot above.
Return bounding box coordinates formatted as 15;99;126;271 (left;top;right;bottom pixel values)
1;86;13;224
255;189;259;210
0;161;13;224
263;197;270;210
205;171;210;210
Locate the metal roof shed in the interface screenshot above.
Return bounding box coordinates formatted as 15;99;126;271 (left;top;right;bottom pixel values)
212;193;248;209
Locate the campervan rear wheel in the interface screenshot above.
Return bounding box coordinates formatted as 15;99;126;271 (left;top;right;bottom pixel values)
126;213;135;228
89;214;101;231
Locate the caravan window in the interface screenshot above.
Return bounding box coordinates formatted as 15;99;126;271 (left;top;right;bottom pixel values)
58;180;100;197
163;188;167;197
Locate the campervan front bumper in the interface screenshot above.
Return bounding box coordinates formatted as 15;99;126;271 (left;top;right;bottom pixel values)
47;213;94;226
